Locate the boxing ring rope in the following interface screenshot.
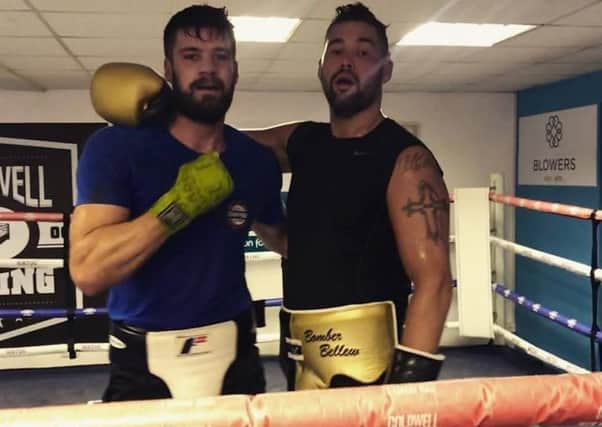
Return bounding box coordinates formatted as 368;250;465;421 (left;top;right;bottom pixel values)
0;211;66;276
489;192;602;371
490;281;595;374
489;192;602;221
492;325;589;374
0;307;107;318
2;193;602;425
0;343;108;358
0;212;65;222
0;210;82;359
0;372;600;427
0;288;590;376
244;252;281;262
1;199;598;362
0;258;63;269
492;283;602;342
490;236;602;282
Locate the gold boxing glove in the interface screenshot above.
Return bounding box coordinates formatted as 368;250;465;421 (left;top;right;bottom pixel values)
91;62;171;127
149;152;234;235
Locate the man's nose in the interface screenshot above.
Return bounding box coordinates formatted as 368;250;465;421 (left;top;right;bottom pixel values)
339;54;354;70
197;55;218;74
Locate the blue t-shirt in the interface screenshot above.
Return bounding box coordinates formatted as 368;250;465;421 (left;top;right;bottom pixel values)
76;124;284;330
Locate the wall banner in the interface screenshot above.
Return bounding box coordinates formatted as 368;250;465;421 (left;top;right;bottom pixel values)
518;105;598;186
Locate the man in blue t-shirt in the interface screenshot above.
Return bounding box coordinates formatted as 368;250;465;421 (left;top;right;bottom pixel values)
70;5;286;402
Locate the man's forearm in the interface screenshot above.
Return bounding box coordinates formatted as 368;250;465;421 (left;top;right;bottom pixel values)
401;280;452;353
243;125;296;173
69;213;168;295
251;222;288;258
260;229;288;258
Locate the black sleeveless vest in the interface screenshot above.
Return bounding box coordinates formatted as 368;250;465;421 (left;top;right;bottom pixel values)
284;118;432;325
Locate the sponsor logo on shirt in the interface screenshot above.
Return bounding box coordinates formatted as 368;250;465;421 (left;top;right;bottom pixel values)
226;201;249;229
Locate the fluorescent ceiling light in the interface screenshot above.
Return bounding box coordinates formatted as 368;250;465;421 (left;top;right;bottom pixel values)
397;22;536;47
231;17;301;42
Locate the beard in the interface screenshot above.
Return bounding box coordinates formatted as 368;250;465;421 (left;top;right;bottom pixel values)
320;68;383;118
171;73;235;124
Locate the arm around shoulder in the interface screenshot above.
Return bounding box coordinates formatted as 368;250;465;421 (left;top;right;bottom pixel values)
251;221;287;258
243;122;301;173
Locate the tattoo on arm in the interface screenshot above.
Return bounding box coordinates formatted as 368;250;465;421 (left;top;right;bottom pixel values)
398;151;438;174
402;180;448;243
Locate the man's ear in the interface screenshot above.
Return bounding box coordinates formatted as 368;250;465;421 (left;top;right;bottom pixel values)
164;58;173;84
382;55;393;84
234;60;239;85
317;58;323;80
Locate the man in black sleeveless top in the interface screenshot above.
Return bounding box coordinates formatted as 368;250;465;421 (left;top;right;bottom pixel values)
247;3;452;390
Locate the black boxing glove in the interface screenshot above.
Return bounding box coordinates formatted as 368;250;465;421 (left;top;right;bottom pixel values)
385;345;445;383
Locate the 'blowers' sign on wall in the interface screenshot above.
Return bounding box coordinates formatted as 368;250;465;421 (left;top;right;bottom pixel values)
518;105;597;186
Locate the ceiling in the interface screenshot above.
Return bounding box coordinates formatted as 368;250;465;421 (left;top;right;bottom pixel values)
1;0;602;93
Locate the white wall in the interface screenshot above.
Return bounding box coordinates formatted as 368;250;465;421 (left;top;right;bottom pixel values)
0;88;516;353
0;88;516;272
0;88;517;198
230;91;517;193
0;90;516;197
0;90;99;123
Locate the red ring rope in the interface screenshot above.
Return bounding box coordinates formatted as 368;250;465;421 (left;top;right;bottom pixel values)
0;373;599;426
0;212;65;222
489;192;600;220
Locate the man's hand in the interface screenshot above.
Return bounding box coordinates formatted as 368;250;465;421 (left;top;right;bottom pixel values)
150;152;233;234
385;345;445;383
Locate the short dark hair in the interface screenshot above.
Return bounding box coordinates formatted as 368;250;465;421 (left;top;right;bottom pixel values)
326;3;389;55
163;4;236;59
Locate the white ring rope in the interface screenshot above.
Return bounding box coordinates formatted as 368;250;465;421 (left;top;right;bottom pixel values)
0;258;64;269
244;236;456;263
0;321;584;377
444;320;583;373
0;343;108;358
490;236;602;282
244;252;281;262
0;199;589;378
492;325;589;374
